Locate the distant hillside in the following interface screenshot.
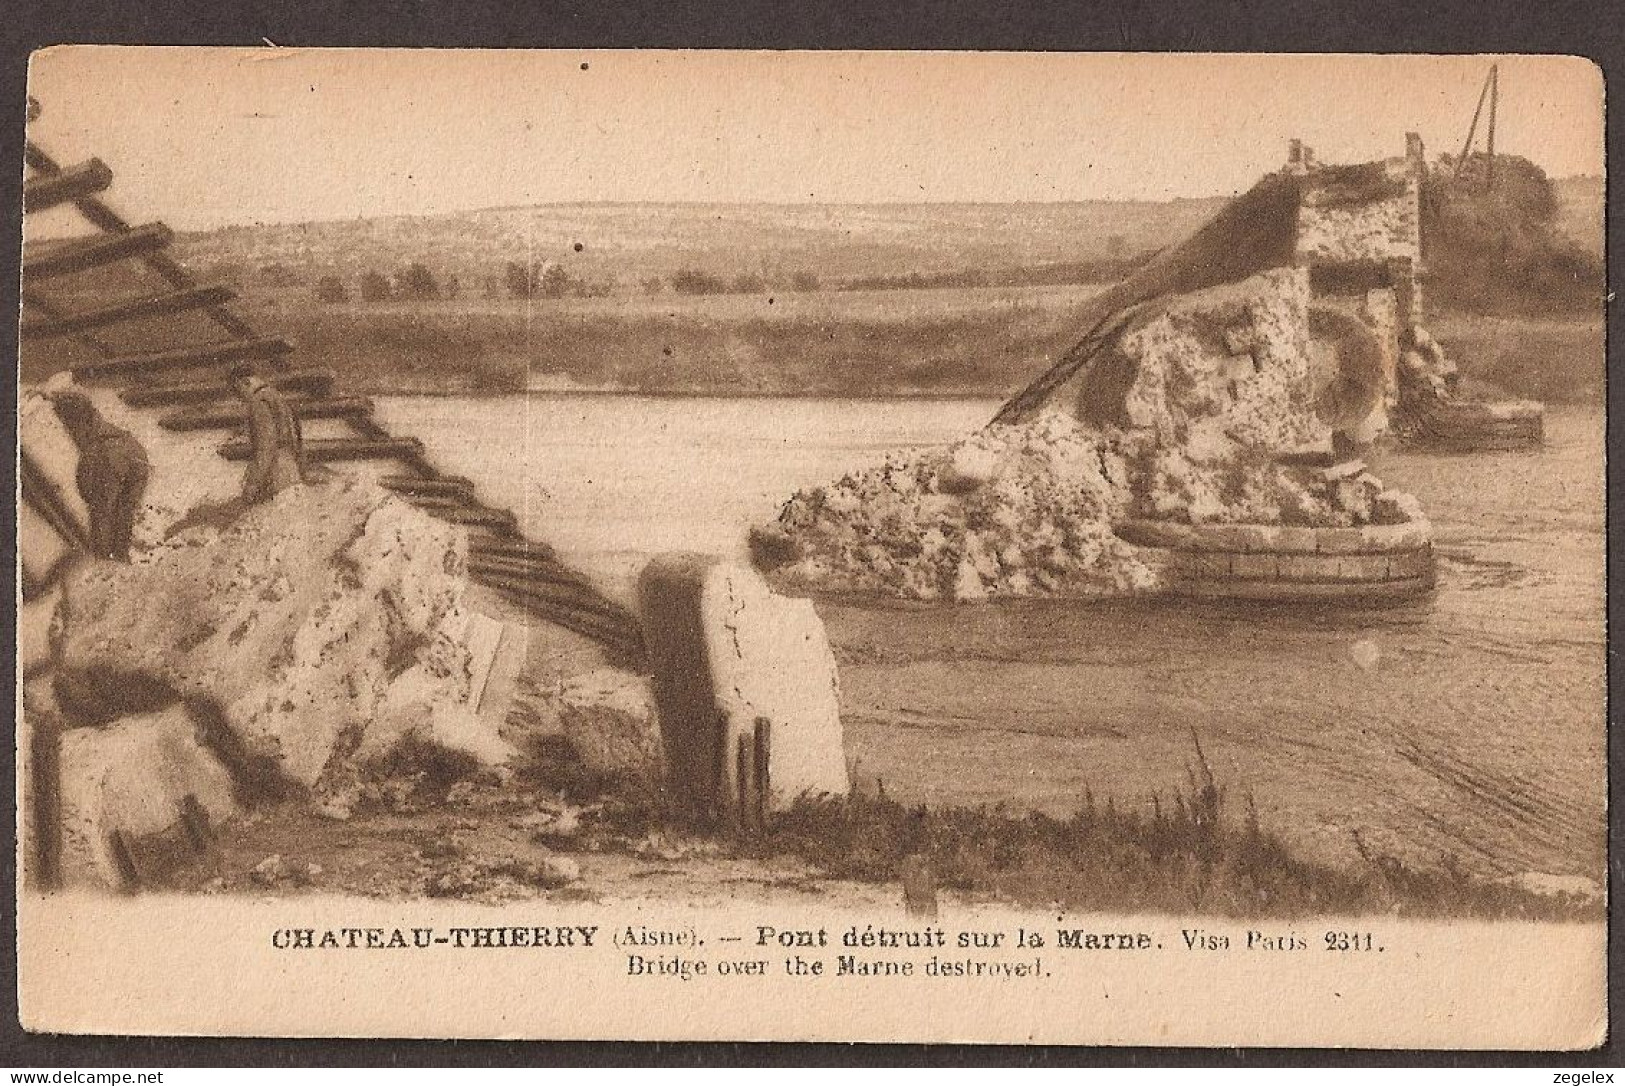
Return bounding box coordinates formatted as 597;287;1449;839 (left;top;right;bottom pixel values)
170;199;1229;296
168;174;1601;301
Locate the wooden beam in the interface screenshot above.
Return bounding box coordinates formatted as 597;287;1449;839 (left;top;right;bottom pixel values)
23;158;113;212
24;140;260;343
483;574;644;661
19;450;91;553
217;436;423;462
468;537;558;561
467;549;592;589
120;366;331;407
76;336;294;381
406;499;518;531
24;223;174;281
159;395;374;432
21;289;117;357
22;284;237;339
379;474;476;498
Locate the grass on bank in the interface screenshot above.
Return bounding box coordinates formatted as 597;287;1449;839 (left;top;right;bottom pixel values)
532;731;1600;923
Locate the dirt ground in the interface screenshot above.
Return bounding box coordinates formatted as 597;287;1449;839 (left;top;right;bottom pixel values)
154;774;919;913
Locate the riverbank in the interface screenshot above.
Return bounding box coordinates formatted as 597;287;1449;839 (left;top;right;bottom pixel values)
151;737;1600;920
219;292;1602;405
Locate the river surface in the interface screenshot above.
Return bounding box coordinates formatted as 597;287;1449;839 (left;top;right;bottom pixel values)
373;395;1605;881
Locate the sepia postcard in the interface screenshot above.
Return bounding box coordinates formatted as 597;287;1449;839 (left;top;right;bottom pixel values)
13;48;1607;1048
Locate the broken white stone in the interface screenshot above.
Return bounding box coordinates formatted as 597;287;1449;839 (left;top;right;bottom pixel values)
640;555;848;818
57;479;469;790
357;606;520;770
56;705;239;890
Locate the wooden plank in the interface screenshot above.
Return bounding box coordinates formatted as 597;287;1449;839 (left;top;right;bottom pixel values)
22;285;237;339
159;396;373;432
24;223;174;281
23;158;113;212
486;578;644;662
217;436;422;462
120;366;331;407
21;289;118;358
379;474;476;498
410;501;518;531
469;537;558;561
469;552;596;592
75;336;294;381
474;568;639;625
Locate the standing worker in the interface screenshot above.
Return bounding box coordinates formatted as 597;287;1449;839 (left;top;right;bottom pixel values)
230;364;305;502
51;391;149;561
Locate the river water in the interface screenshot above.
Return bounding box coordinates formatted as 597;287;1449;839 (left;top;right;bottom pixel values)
374;395;1605;881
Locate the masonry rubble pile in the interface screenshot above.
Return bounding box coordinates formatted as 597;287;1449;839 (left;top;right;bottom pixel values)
752;267;1428;602
22;379;851;891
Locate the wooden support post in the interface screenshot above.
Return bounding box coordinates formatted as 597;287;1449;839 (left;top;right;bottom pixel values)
1456;66;1494;177
754;717;772;829
28;710;63;891
735;733;755;834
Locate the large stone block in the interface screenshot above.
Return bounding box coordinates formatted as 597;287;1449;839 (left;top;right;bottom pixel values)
639;554;848;823
55;705;240;891
57;478;468;791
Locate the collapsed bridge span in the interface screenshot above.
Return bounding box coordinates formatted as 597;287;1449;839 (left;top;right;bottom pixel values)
19;129;644;665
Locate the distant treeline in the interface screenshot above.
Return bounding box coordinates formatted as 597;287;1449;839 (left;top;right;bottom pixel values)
243;254;1153;306
1422;154;1605;316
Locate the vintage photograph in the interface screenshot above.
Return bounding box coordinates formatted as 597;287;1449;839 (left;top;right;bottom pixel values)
14;49;1607;1046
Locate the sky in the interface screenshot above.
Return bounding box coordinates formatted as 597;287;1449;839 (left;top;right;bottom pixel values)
25;48;1606;231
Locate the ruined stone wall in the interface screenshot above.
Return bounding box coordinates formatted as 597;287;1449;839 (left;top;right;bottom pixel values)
757;268;1426;602
1294;160;1422;269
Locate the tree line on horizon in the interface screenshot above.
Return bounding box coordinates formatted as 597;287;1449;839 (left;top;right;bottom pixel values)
272;252;1158;305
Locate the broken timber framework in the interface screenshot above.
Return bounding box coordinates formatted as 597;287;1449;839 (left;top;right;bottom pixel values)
20;132;645;666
